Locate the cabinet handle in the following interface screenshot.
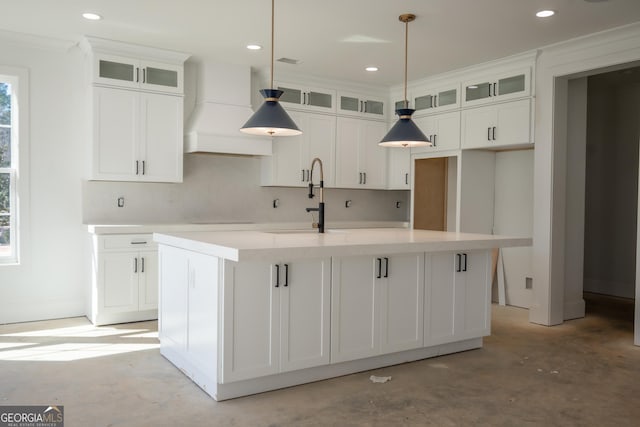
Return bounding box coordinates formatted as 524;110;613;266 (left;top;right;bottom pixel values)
136;160;139;175
493;83;497;96
405;173;409;185
303;92;307;105
463;253;468;272
434;95;438;108
143;68;146;84
487;127;491;141
134;257;138;273
275;264;280;287
376;258;382;279
141;257;145;273
492;127;497;141
142;160;146;175
130;241;147;245
384;257;389;278
433;134;437;147
456;253;462;272
301;169;305;182
363;172;367;185
284;264;289;287
136;67;139;83
359;172;362;184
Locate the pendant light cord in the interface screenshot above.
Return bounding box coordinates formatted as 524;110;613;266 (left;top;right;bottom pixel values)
404;18;408;109
270;0;275;90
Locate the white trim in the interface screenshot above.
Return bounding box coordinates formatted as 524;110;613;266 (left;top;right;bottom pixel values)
0;67;30;266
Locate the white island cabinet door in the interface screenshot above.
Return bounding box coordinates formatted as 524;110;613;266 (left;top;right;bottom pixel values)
425;252;456;345
138;250;158;311
458;250;491;340
331;256;379;363
221;261;279;383
280;258;331;372
159;245;188;353
380;253;425;354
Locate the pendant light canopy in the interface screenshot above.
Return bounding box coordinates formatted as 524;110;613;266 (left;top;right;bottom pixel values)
240;0;301;136
379;14;430;148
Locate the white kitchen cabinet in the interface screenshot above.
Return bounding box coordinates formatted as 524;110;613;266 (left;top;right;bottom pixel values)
335;117;388;189
221;258;331;383
425;250;491;346
412;111;461;154
338;91;386;119
261;111;336;187
387;148;411;190
90;234;158;326
275;81;336;113
462;68;531;107
91;86;183;182
331;253;424;363
92;53;184;94
461;99;531;150
412;83;460;115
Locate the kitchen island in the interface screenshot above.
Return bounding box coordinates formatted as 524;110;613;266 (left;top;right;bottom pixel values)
154;228;531;400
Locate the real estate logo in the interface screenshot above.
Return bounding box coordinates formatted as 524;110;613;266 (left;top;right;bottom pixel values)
0;405;64;427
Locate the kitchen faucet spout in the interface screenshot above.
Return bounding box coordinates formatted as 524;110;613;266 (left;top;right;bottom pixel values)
307;157;325;233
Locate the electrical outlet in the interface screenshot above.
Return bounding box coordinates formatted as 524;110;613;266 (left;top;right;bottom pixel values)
117;197;125;208
525;277;533;289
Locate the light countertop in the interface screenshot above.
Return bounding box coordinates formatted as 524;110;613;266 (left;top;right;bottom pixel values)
153;228;532;261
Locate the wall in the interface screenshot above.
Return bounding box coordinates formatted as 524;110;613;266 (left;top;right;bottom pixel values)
0;35;87;324
493;149;534;308
583;75;640;298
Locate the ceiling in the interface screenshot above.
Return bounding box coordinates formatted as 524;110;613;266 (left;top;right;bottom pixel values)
1;0;640;87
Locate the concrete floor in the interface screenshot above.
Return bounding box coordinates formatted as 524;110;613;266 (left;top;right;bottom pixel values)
1;293;639;426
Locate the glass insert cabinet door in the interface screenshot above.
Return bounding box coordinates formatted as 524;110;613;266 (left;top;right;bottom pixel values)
464;72;527;103
276;83;335;111
145;67;178;89
340;95;384;116
99;60;135;83
96;57;181;92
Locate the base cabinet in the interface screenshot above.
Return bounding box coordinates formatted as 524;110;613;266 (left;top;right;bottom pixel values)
331;253;424;363
425;250;491;345
221;258;331;383
90;234;158;325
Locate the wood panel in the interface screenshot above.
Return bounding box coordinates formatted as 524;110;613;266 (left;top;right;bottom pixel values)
414;158;448;231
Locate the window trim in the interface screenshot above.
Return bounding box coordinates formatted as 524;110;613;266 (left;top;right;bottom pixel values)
0;67;29;266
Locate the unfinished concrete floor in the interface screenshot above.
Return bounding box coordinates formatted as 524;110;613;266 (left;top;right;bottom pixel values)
1;293;639;426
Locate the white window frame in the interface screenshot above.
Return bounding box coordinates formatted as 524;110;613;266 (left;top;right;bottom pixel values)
0;67;29;266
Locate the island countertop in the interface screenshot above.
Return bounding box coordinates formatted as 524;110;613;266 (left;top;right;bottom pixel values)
153;228;532;261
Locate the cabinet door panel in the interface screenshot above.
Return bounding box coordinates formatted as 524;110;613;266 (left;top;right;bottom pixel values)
139;93;183;182
305;114;336;187
494;99;530;147
381;253;424;353
138;251;158;310
280;258;331;372
361;121;388;188
461;107;496;150
93;87;138;179
331;256;378;362
222;261;279;383
425;252;456;345
460;251;491;338
335;117;361;188
101;252;138;313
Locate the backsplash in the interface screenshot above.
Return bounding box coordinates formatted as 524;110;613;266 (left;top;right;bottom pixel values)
82;154;410;225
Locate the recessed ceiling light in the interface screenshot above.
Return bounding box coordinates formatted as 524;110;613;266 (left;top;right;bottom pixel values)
365;66;379;72
536;10;555;18
246;44;262;50
82;12;102;21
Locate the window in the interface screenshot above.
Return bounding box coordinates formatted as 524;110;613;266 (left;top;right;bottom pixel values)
0;78;17;263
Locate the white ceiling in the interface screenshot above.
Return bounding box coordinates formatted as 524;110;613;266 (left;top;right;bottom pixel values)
1;0;640;86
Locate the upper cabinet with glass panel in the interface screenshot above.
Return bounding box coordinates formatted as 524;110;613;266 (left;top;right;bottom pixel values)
462;68;531;107
82;37;190;95
337;91;385;120
412;83;460;116
275;82;336;113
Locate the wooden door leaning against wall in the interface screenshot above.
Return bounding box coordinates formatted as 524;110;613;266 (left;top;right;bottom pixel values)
414;157;448;231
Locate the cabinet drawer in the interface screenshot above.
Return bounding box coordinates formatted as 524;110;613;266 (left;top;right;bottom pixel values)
99;234;157;251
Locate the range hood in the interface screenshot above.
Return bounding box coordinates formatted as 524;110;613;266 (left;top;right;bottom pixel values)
184;62;272;156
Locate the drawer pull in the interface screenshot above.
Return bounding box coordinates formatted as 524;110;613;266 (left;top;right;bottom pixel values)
131;241;148;245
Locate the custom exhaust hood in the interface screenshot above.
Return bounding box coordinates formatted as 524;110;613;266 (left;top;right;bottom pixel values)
184;62;272;156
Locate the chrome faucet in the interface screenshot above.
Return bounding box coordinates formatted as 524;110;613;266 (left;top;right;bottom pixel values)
306;157;325;233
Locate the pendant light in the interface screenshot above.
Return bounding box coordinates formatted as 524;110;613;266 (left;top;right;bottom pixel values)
379;14;430;148
240;0;302;136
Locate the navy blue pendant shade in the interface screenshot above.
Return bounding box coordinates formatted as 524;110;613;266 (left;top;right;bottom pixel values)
240;89;302;136
379;108;431;147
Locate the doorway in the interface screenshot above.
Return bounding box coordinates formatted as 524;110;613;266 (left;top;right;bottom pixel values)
413;157;448;231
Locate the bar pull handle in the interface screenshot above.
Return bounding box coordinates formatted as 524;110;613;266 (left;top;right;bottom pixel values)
284;264;289;287
492;127;497;141
134;257;138;273
363;172;367;185
301;169;305;182
376;258;382;279
143;68;146;84
463;254;468;272
136;160;139;175
433;134;437;147
434;95;438;108
405;173;409;185
275;264;280;287
131;241;147;245
456;253;462;272
493;83;497;96
359;172;363;185
384;257;389;278
142;160;146;175
136;67;139;83
141;257;145;273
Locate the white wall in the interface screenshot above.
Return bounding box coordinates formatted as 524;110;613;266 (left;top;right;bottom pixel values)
0;35;87;324
493;149;534;308
583;78;640;299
